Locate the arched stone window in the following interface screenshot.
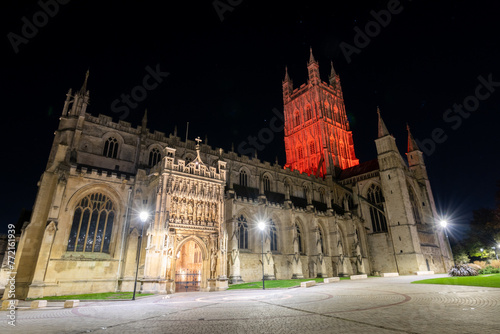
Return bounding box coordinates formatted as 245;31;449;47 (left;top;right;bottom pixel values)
269;219;278;252
408;186;422;224
294;111;300;127
319;188;326;203
263;175;271;192
148;148;162;167
239;169;248;187
342;193;354;211
296;223;304;254
318;225;324;254
309;141;315;155
298;146;304;159
237;215;248;249
67;193;116;253
103;137;119;159
367;184;388;233
306;105;312;120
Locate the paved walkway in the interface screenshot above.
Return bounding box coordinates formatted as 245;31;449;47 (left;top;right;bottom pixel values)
1;275;499;333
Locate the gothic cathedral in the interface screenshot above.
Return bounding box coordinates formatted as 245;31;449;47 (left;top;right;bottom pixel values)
6;50;453;299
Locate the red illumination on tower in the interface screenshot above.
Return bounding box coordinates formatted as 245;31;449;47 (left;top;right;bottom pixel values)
283;48;359;177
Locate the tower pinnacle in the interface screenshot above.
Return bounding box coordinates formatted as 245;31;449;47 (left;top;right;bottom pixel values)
407;123;420;152
377;107;390;138
80;69;89;95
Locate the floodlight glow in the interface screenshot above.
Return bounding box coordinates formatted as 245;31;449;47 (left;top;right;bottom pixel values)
439;220;447;228
258;221;266;231
139;211;149;223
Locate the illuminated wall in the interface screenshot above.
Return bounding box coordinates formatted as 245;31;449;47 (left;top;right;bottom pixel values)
283;49;358;176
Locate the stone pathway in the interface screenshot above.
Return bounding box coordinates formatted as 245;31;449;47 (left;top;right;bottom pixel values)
1;275;499;333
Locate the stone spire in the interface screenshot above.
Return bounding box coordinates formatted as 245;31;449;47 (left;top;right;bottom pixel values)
284;66;291;82
377;107;390;138
307;47;320;85
308;47;317;64
329;61;336;78
329;61;338;87
282;66;293;103
80;69;89;95
407;123;420;152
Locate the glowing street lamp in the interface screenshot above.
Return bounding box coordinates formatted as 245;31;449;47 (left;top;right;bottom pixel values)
133;211;149;300
258;221;266;290
439;220;448;228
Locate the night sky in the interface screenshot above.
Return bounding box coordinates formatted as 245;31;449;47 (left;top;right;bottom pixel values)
2;0;499;239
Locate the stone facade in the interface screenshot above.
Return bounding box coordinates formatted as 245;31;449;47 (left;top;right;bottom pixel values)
4;54;453;299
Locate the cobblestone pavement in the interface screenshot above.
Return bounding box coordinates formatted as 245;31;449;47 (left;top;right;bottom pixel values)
2;275;499;334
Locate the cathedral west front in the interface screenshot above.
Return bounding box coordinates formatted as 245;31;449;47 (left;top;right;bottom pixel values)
5;50;453;299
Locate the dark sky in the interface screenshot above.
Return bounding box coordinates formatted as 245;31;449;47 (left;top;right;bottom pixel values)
2;0;499;239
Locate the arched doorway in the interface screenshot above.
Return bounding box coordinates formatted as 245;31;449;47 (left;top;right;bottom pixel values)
175;240;202;292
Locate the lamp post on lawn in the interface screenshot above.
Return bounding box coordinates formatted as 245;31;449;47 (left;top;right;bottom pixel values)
258;221;266;290
132;211;149;300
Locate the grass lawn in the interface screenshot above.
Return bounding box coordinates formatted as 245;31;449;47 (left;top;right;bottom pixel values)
228;277;349;290
412;273;500;288
31;292;154;300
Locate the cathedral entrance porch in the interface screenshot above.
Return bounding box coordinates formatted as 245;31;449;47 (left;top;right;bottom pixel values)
175;240;202;292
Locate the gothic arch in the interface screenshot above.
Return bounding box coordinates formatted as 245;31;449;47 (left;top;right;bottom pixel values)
261;172;273;192
64;184;124;255
316;220;327;255
335;223;348;257
101;131;124;159
146;143;164;167
175;235;209;261
294;217;306;254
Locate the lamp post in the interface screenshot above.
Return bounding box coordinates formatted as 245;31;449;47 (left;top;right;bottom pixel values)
258;221;266;290
439;219;453;269
132;211;149;300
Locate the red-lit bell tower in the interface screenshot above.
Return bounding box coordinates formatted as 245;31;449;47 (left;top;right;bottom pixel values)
283;48;359;177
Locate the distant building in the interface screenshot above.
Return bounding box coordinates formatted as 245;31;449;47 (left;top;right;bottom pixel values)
5;50;452;299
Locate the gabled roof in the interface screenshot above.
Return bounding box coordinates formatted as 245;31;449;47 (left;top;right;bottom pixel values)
338;159;379;180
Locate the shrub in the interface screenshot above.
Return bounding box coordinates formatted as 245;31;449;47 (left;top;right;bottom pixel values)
478;266;500;275
473;261;487;269
448;264;478;277
453;252;470;265
468;263;481;271
490;259;500;269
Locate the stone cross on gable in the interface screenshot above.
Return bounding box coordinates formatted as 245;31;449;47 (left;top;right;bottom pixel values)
195;137;202;146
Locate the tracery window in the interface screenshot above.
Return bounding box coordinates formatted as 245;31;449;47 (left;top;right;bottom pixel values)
309;142;315;155
319;188;326;203
148;148;162;167
367;184;388;233
294;112;300;127
239;170;248;187
103;137;118;159
237;215;248;249
269;219;278;252
67;193;115;253
298;147;304;159
296;223;304;254
306;105;312;120
318;226;324;254
263;175;271;192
